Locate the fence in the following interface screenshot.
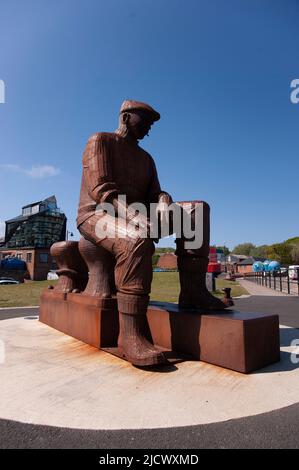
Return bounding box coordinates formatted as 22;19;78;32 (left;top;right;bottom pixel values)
246;268;299;296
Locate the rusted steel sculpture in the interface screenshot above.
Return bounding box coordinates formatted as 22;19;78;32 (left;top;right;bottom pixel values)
49;241;88;294
39;100;280;373
76;100;228;365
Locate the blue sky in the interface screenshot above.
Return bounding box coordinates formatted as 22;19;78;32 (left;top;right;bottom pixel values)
0;0;298;249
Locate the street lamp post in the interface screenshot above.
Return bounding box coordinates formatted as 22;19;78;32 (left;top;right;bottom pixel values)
223;241;227;273
66;230;74;241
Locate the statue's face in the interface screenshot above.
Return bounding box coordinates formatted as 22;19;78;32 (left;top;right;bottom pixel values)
124;111;154;140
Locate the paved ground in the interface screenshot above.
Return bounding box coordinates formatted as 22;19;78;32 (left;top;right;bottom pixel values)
1;403;299;449
0;306;38;321
239;277;299;296
2;317;298;431
0;297;299;449
238;278;290;296
234;295;299;329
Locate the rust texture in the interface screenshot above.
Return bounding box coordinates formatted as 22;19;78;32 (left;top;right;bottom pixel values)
39;293;280;373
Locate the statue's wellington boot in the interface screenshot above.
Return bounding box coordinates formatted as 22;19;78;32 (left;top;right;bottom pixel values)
118;313;167;366
117;293;167;366
178;256;232;310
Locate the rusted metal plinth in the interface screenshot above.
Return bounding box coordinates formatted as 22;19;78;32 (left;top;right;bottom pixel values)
39;291;280;373
147;301;280;373
39;290;119;348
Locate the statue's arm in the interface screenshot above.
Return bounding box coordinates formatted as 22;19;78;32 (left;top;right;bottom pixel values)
83;133;119;204
83;134;146;228
147;158;173;205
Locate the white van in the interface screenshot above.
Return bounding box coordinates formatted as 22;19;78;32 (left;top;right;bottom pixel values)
288;265;299;280
47;270;59;280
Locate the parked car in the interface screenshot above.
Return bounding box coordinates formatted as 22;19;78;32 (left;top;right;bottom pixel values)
0;277;19;285
273;267;288;277
289;265;299;280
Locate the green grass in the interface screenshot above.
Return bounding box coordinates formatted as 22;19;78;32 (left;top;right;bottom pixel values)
151;272;180;302
151;272;248;302
213;278;248;299
0;273;248;307
0;280;58;308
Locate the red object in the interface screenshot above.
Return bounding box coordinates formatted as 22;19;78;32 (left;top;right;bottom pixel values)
208;247;221;274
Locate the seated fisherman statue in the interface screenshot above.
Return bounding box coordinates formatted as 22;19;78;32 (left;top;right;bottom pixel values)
76;100;229;367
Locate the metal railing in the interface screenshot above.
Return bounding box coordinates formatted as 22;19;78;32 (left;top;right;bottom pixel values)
246;268;299;296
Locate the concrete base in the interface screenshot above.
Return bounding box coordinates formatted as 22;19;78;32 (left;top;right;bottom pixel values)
40;290;280;373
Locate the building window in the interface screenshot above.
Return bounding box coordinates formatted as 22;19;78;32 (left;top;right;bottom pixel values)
31;204;39;214
16;253;22;259
22;207;31;216
39;253;48;263
26;253;32;263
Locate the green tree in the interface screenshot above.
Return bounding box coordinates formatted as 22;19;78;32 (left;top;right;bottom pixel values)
216;245;230;256
250;245;268;258
285;237;299;245
152;253;160;268
232;243;256;256
266;243;292;265
290;243;299;264
155;247;175;254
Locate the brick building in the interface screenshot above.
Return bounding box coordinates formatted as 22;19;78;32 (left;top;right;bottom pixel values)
0;196;66;280
236;257;255;275
236;256;266;275
157;253;178;270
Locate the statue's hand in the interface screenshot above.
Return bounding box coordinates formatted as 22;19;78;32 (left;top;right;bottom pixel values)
156;197;172;238
158;193;173;205
156;200;169;225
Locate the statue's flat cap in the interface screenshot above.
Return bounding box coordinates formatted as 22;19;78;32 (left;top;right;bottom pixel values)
120;100;160;122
